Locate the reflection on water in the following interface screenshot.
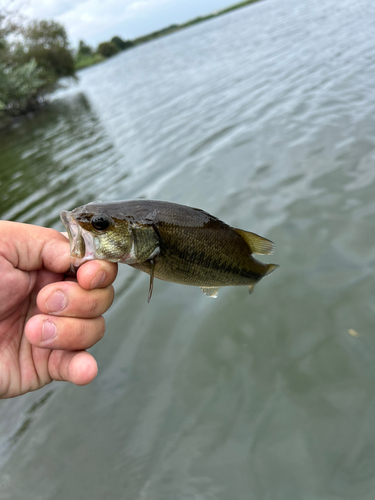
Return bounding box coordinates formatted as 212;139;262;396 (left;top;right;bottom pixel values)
1;0;375;498
0;93;124;227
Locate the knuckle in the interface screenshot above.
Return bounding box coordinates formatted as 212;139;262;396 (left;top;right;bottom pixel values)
88;295;100;316
76;320;88;345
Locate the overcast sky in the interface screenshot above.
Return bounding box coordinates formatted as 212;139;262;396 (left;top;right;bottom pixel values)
7;0;241;47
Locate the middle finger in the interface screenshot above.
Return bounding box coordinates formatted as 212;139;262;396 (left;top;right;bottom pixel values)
37;281;115;319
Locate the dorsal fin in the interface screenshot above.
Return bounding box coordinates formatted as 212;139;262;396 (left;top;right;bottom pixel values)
234;228;275;255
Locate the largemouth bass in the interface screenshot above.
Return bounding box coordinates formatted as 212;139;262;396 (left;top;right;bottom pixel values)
60;200;278;301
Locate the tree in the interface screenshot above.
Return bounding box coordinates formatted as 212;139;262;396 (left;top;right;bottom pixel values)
77;40;93;57
22;20;70;50
97;41;119;58
19;20;75;80
111;36;134;51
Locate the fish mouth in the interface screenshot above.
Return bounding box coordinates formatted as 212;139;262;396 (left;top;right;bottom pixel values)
60;210;96;268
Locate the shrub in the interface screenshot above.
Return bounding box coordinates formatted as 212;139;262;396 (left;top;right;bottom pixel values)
0;60;44;115
97;41;119;58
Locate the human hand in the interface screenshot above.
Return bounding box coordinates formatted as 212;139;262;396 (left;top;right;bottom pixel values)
0;221;118;399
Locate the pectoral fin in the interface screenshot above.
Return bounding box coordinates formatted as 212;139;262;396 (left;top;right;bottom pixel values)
147;258;156;303
132;223;160;263
200;286;221;298
234;228;275;255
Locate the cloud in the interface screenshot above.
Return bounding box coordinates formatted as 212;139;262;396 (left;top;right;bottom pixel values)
8;0;174;45
127;0;169;13
8;0;82;19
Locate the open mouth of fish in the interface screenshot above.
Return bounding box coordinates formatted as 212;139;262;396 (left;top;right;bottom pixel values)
60;210;96;268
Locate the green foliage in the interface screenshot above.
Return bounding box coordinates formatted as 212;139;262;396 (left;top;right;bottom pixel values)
78;40;93;57
97;41;119;58
22;20;69;49
75;40;99;70
0;60;44;115
75;52;105;71
19;20;75;79
26;44;75;80
111;36;134;51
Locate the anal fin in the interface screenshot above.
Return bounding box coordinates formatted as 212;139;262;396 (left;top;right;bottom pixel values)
200;286;221;298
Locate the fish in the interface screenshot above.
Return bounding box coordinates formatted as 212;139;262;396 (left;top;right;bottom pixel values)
60;200;278;302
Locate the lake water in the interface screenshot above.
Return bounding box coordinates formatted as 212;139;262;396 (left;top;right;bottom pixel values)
1;0;375;498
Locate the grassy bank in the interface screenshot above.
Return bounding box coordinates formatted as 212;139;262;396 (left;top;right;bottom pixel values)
75;53;105;71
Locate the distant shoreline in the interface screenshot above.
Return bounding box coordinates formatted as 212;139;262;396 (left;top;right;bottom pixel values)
131;0;262;46
77;0;263;71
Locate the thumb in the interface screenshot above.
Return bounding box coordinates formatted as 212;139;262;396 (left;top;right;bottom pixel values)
0;221;71;274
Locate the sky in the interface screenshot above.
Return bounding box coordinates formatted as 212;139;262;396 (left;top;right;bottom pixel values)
5;0;242;48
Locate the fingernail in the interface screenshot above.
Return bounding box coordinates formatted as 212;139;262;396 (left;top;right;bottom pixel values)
46;290;67;313
90;271;106;289
42;319;57;342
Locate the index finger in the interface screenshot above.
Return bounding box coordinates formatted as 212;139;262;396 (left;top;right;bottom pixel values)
76;260;118;290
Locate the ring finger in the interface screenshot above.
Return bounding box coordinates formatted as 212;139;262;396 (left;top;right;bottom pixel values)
25;314;105;350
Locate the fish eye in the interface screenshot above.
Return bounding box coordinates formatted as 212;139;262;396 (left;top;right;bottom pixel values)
91;214;110;231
